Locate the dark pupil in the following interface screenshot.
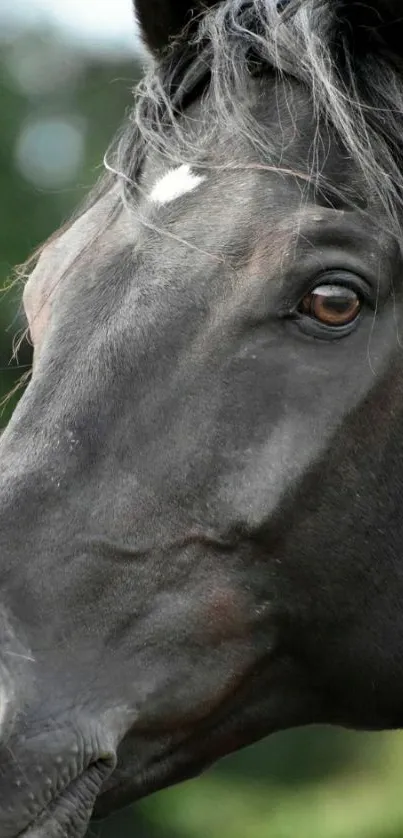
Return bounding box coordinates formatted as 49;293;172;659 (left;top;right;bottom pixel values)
321;296;353;314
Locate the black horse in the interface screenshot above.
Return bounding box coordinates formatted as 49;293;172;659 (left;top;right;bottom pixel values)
1;0;403;835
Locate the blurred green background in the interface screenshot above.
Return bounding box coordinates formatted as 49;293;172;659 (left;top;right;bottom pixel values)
1;6;403;838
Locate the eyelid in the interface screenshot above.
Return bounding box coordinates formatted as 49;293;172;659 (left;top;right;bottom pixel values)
306;271;371;301
309;284;359;298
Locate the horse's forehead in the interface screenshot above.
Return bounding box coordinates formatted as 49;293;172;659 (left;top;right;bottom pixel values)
24;190;133;305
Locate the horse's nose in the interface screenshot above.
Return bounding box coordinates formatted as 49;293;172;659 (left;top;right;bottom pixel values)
0;610;35;744
0;718;117;838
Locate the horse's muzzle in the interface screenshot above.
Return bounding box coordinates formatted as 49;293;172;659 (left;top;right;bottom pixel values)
0;720;116;838
20;760;115;838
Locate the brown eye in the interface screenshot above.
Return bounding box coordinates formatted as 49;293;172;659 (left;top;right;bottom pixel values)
299;284;361;327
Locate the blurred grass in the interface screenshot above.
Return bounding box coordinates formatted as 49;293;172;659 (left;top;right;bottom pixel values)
98;728;403;838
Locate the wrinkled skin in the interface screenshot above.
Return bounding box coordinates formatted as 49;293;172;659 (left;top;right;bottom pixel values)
2;1;403;836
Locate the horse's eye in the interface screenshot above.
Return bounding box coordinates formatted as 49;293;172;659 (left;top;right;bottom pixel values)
299;284;361;327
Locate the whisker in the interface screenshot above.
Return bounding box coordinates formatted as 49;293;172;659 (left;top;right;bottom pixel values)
4;652;36;663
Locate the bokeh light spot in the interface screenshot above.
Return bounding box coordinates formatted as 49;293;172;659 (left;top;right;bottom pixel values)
15;116;85;188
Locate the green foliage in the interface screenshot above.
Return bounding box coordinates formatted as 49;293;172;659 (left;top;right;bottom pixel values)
1;24;403;838
91;727;403;838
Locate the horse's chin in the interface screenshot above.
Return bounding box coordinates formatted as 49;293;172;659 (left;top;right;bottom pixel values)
93;718;266;819
92;751;210;820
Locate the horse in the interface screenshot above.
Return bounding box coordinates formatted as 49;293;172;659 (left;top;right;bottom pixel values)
1;0;403;835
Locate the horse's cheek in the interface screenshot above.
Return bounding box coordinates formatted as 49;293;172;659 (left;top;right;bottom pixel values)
130;582;259;730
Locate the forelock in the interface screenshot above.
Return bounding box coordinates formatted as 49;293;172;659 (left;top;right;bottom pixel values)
23;0;403;279
112;0;403;239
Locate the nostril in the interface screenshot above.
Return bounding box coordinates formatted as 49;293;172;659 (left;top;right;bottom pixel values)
17;749;117;838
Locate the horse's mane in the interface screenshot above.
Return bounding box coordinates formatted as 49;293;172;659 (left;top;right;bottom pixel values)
21;0;403;276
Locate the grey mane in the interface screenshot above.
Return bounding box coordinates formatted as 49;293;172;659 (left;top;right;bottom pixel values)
28;0;403;269
115;0;403;235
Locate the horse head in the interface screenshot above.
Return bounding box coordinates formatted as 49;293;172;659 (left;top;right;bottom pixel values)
2;0;403;835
